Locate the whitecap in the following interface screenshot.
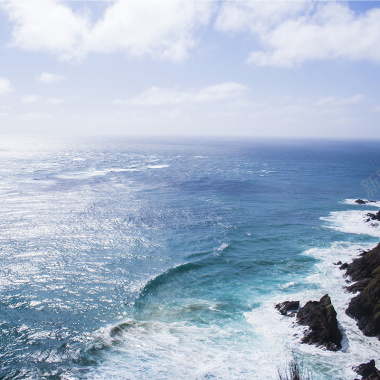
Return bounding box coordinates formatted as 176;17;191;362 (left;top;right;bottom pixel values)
321;210;380;237
146;165;169;169
278;282;297;289
55;168;139;180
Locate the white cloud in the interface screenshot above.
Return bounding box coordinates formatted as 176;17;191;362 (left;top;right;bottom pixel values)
2;0;90;61
21;94;63;105
21;94;39;103
0;77;12;95
36;72;66;84
215;1;310;34
87;0;214;62
21;112;51;120
2;0;214;62
117;82;248;106
45;97;63;105
216;2;380;67
316;94;364;106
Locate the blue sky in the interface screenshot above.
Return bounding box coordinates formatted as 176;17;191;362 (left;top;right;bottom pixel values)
0;0;379;138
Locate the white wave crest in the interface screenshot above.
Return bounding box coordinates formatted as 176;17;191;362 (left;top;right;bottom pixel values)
321;210;380;237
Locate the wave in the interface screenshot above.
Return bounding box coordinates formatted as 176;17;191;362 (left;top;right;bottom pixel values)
146;164;169;169
215;243;229;254
137;261;205;300
55;168;139;180
321;210;380;237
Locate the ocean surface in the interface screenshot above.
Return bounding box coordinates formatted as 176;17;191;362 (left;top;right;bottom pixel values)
1;136;380;380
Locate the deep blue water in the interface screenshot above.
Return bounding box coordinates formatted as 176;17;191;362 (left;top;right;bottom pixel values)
1;136;380;379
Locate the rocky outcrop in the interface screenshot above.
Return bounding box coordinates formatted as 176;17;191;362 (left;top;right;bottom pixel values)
345;243;380;337
275;301;300;316
366;211;380;222
296;294;342;351
353;360;380;380
355;199;377;205
346;278;371;293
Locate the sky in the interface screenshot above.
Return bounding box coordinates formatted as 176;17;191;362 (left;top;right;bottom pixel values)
0;0;380;138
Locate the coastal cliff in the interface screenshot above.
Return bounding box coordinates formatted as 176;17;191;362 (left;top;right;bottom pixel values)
345;242;380;337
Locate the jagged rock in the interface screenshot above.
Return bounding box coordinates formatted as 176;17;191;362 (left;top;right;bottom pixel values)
275;301;300;316
296;294;342;351
346;278;371;293
353;360;380;379
355;199;377;205
366;211;380;222
340;263;349;270
345;243;380;337
334;261;342;265
345;244;380;281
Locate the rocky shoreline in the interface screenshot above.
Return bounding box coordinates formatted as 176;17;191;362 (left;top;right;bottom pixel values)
276;200;380;379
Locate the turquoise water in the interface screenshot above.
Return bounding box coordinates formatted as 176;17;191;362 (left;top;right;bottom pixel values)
1;136;380;379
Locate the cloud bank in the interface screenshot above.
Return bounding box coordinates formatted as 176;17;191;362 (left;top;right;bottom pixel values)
2;0;214;62
2;1;380;67
216;1;380;67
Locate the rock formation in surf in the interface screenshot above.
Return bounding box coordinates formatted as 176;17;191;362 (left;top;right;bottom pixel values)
365;211;380;223
353;359;380;380
296;294;342;351
275;295;342;351
355;199;377;205
275;301;300;317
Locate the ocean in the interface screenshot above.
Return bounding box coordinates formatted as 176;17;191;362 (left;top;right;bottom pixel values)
1;136;380;379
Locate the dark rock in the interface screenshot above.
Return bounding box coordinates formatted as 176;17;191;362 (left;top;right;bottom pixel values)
353;360;380;379
296;294;342;351
345;243;380;337
366;211;380;222
346;275;380;336
355;199;377;205
340;263;349;270
334;261;342;265
345;243;380;282
275;301;300;316
346;278;371;293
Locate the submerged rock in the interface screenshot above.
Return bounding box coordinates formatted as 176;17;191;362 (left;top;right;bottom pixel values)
296;294;342;351
275;301;300;316
345;243;380;337
353;359;380;380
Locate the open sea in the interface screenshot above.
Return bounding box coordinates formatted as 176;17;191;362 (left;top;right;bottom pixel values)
1;136;380;380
